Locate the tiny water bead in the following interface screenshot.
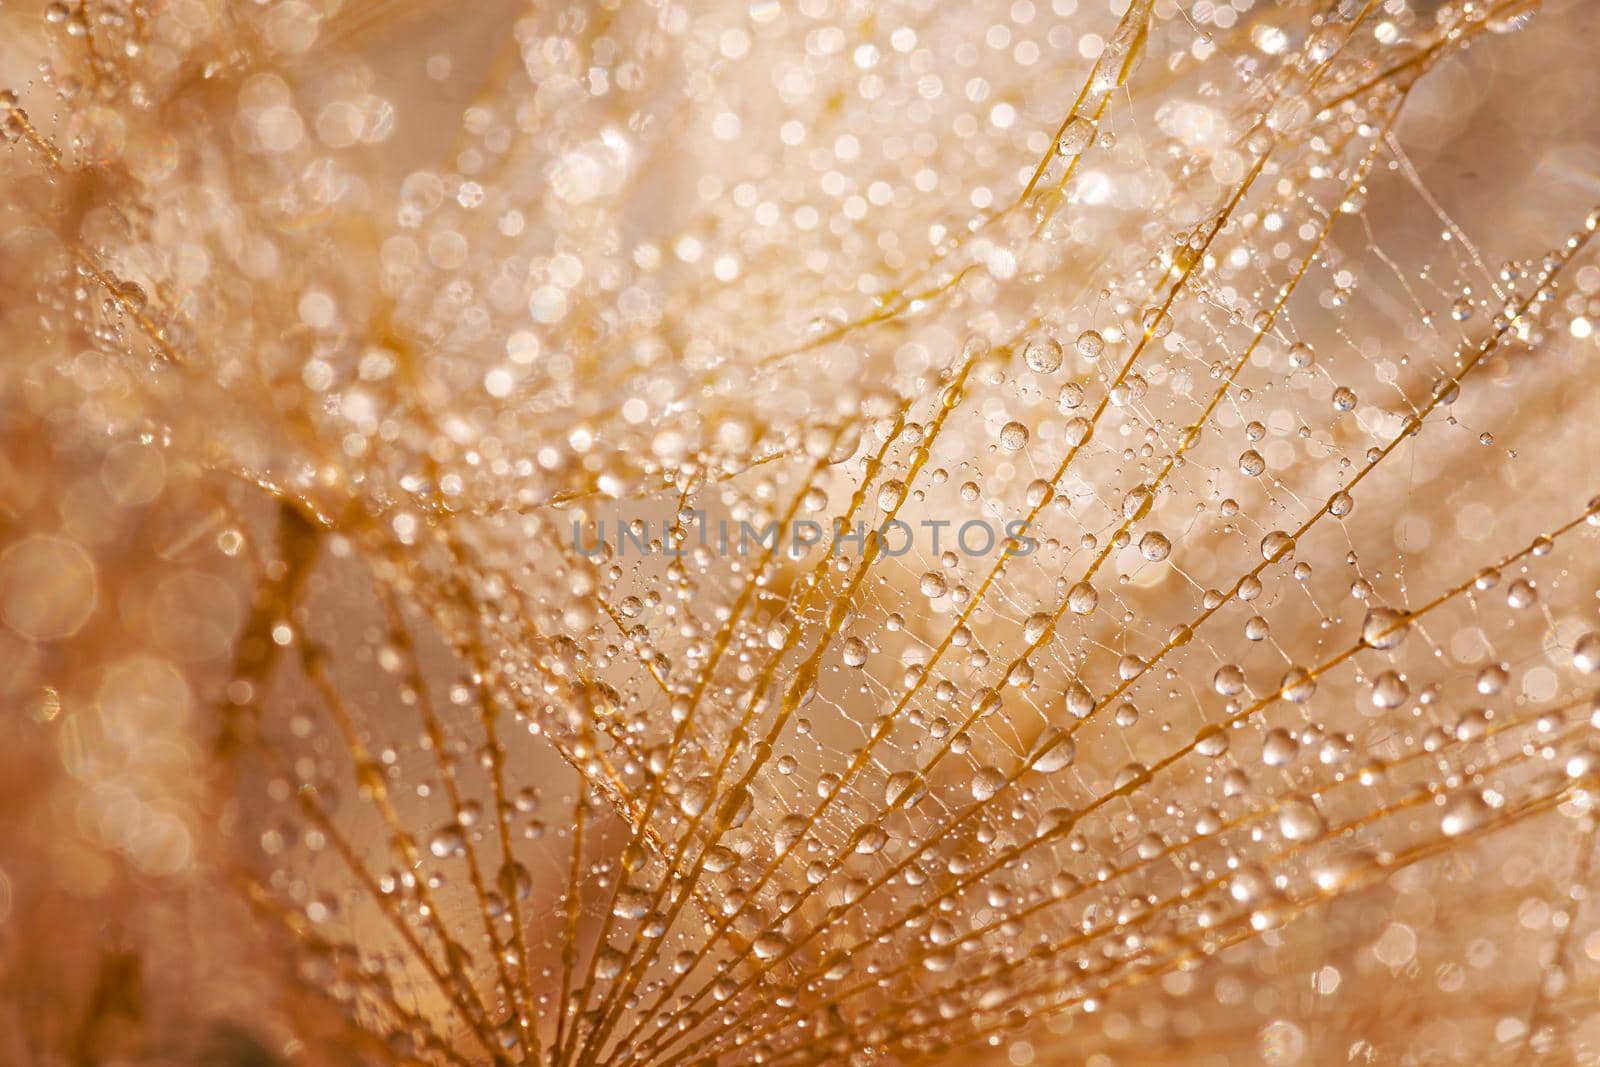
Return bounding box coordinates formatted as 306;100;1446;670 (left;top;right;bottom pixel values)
1067;581;1099;616
6;2;1599;1066
999;421;1030;450
1260;531;1295;561
1139;530;1172;561
1574;633;1600;673
841;636;870;667
1056;116;1094;156
1075;329;1106;359
1023;335;1064;374
1361;606;1410;650
1277;800;1325;842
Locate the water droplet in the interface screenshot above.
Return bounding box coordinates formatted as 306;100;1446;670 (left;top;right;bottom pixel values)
1370;670;1410;709
999;421;1030;451
1056;116;1094;156
1023;334;1063;373
852;826;888;854
752;932;786;959
595;946;625;979
428;823;466;858
498;861;532;901
885;771;926;807
1031;728;1075;772
1262;729;1298;768
1196;726;1229;758
1260;531;1295;561
971;766;1004;801
1139;531;1171;561
1440;793;1489;836
1280;667;1316;703
1361;606;1409;649
1213;664;1245;696
1064;682;1094;718
613;888;651;920
842;637;869;667
1277;800;1325;842
679;778;712;817
1574;633;1600;674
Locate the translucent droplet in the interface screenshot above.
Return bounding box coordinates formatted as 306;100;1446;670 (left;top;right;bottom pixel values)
752;932;787;960
1574;633;1600;674
498;861;532;901
1203;665;1247;703
594;946;625;979
1196;725;1229;758
1031;728;1075;773
1260;531;1295;562
1506;579;1537;609
971;767;1004;801
428;823;466;858
852;826;888;854
613;889;651;920
1280;667;1315;703
1361;606;1409;650
1064;682;1094;719
1056;116;1094;156
1370;670;1410;709
842;637;869;667
1262;729;1298;768
1440;792;1489;837
1139;531;1171;561
1277;800;1325;842
885;771;926;807
1023;334;1064;373
679;778;712;817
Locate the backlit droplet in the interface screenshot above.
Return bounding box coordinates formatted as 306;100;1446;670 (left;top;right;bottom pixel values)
842;637;869;667
1260;531;1295;561
1277;800;1325;842
1262;729;1298;768
1441;793;1490;837
1139;531;1171;561
1574;633;1600;673
1023;334;1064;373
1361;606;1409;650
428;823;466;858
1056;116;1093;156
